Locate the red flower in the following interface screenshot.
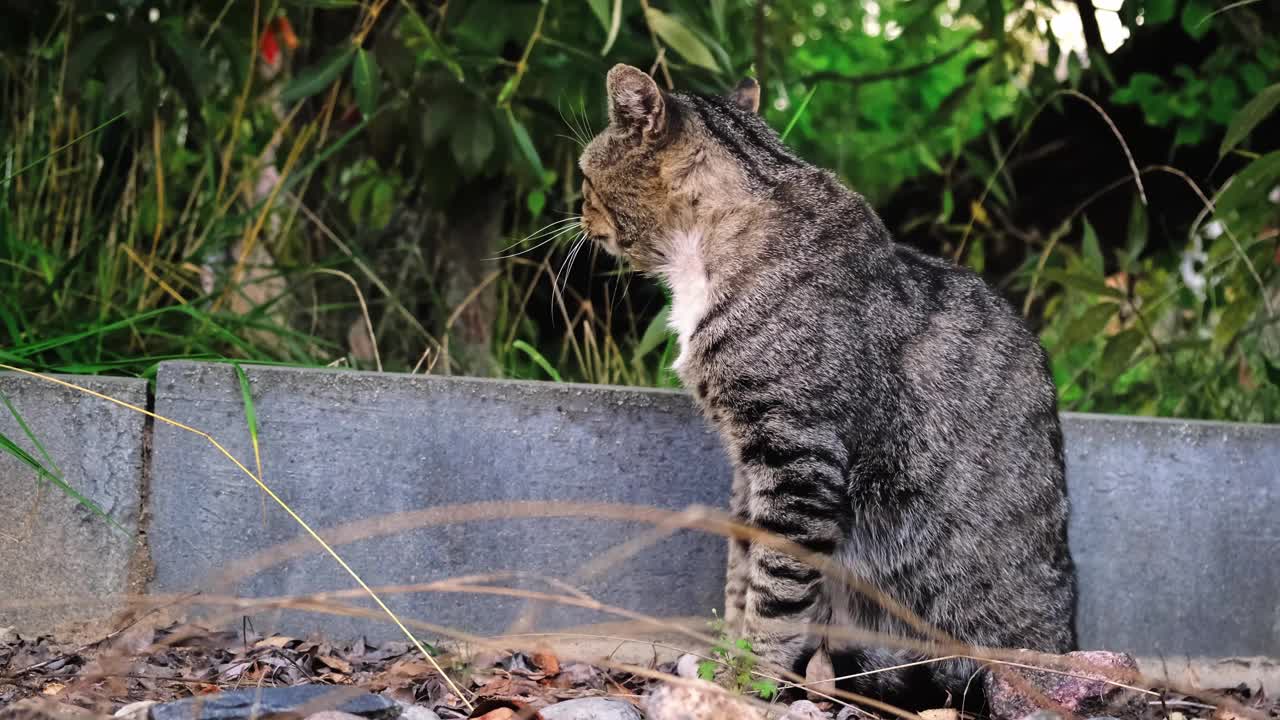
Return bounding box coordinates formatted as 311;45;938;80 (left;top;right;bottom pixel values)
259;16;297;68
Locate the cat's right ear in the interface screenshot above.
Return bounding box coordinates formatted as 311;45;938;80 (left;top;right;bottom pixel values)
606;64;665;137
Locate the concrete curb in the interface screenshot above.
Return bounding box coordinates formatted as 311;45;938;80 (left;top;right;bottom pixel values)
1;362;1277;663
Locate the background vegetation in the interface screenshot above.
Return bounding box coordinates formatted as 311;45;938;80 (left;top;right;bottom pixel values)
1;0;1277;421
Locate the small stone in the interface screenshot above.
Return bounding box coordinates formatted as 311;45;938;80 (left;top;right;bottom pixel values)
115;701;159;720
676;654;702;679
781;699;831;719
393;707;440;720
150;686;400;720
1;699;107;720
835;709;863;720
644;681;765;720
539;698;641;720
985;650;1142;720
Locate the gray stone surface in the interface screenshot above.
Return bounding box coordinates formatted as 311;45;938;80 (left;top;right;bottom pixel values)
0;372;148;635
539;698;642;720
1062;414;1280;656
141;362;1280;658
149;686;398;720
148;361;730;640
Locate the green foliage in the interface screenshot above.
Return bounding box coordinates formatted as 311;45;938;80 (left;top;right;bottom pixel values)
1;0;1277;426
696;611;779;699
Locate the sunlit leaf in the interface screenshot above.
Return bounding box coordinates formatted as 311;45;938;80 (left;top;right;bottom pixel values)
1063;303;1116;347
1220;83;1280;157
1099;328;1143;378
644;7;719;73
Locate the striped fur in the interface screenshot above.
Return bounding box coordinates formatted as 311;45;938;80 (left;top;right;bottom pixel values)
579;65;1077;708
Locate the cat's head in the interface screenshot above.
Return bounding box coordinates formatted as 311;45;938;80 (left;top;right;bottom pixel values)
578;64;765;271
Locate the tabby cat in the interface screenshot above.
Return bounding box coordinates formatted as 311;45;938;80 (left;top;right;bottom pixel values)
578;65;1077;707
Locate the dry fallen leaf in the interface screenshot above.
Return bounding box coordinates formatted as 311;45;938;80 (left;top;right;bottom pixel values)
316;654;353;674
254;636;295;650
40;682;65;696
531;650;560;677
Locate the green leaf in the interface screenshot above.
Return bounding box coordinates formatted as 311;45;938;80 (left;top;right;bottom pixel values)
1063;303;1117;348
512;340;562;382
601;0;623;55
1144;0;1176;24
281;47;355;103
450;113;496;175
1081;219;1103;276
710;0;728;40
351;48;381;118
1041;269;1124;298
400;0;465;82
1098;328;1143;379
749;679;779;699
1220;83;1280;157
1217;150;1280;220
633;305;673;366
696;660;717;681
1181;0;1213;39
526;189;546;218
506;108;545;181
644;8;720;73
586;0;610;29
1213;298;1255;352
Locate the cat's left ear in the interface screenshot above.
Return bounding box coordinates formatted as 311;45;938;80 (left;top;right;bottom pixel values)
606;64;666;137
729;77;760;114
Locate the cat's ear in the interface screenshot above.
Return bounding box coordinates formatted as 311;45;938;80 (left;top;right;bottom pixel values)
729;77;760;114
606;64;665;136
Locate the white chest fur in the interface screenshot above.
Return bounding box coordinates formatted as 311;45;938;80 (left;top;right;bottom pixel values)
659;230;711;370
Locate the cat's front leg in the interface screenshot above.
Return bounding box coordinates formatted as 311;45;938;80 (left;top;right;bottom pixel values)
724;469;750;633
740;457;846;677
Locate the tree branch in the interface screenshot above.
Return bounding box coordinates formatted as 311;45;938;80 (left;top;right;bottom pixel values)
800;34;980;86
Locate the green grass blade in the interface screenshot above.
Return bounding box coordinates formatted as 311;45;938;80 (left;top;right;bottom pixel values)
0;389;62;478
781;85;819;141
512;340;563;382
0;399;129;536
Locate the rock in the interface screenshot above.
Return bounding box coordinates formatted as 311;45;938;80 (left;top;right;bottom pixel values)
150;686;400;720
304;713;365;720
538;698;641;720
834;709;862;720
115;701;159;720
644;681;764;720
985;651;1142;720
780;699;831;719
392;707;440;720
1;699;108;720
676;653;702;679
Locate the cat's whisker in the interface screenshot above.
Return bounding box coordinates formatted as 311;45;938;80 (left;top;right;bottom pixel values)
549;231;589;321
557;98;591;147
489;224;581;261
490;217;583;260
